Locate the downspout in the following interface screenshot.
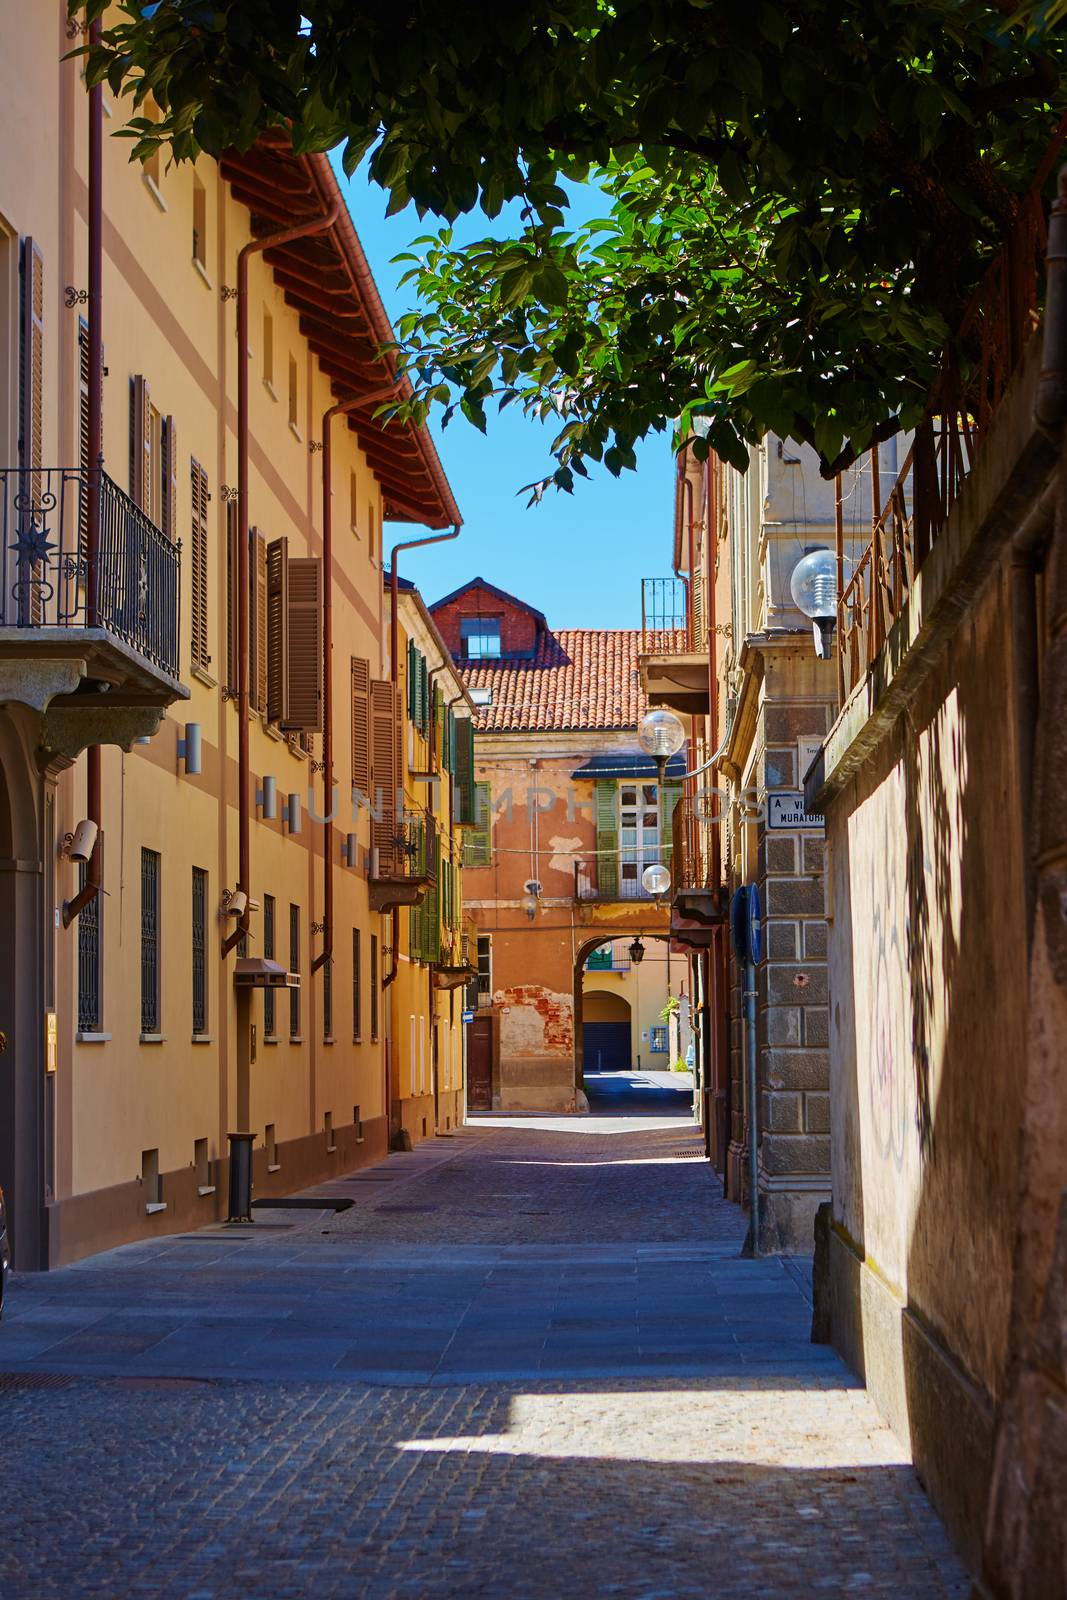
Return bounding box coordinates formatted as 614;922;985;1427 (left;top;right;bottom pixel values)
63;18;103;930
383;521;462;991
705;461;721;891
222;195;340;958
311;381;403;976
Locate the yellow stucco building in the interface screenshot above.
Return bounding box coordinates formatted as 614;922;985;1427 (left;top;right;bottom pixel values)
0;6;468;1268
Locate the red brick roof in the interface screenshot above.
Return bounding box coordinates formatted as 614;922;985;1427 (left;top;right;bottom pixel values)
460;629;684;732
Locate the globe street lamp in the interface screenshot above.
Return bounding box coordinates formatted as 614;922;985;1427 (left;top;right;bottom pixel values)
641;862;671;899
790;547;838;659
637;707;686;785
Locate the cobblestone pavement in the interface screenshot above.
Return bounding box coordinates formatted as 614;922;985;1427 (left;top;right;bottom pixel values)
0;1110;970;1597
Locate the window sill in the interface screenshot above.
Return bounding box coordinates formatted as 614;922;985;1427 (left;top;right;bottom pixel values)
142;173;166;212
140;1033;166;1045
191;664;217;689
144;1201;167;1216
192;256;212;289
288;421;303;443
263;378;278;402
353;1037;363;1046
356;1136;365;1145
264;1035;279;1046
267;1162;281;1173
197;1184;216;1198
76;1031;111;1044
264;722;285;742
325;1144;337;1154
191;1034;213;1045
323;1036;335;1046
289;1036;304;1045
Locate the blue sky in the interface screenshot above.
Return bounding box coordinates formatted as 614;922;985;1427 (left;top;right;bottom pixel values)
332;159;675;629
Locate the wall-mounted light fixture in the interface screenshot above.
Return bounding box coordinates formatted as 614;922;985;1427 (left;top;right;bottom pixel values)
177;723;202;775
628;936;646;965
522;877;542;921
256;775;277;820
285;793;301;834
342;833;358;868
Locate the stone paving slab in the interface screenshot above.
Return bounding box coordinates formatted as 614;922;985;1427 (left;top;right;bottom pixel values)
0;1111;970;1595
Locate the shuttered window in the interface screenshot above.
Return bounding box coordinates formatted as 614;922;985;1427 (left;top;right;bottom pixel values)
370;678;397;870
370;933;379;1041
463;782;492;868
322;955;333;1041
19;238;44;623
129;374;152;512
352;927;362;1041
77;317;90;558
454;717;476;824
351;656;370;797
189;460;210;670
160;415;177;542
289;903;300;1039
140;848;161;1034
191;866;207;1036
263;893;276;1038
265;537;322;730
595;780;619;898
249;527;268;713
659;781;682;875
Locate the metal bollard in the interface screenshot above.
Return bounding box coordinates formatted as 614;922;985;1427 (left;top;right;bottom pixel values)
227;1131;256;1222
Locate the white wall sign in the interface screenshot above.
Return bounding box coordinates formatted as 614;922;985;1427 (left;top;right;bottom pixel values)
797;737;823;784
767;791;824;831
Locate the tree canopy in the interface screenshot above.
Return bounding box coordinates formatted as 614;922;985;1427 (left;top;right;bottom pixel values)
77;1;1067;485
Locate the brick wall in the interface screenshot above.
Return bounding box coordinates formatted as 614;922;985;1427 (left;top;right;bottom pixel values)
431;584;541;658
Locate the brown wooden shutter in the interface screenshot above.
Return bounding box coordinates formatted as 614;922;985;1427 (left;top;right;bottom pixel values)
266;535;289;724
225;500;240;693
162;415;177;541
77;318;90;559
351;656;370;796
189;460;210;670
249;526;267;712
283;557;322;730
130;374;151;510
19;238;45;623
370;678;397;871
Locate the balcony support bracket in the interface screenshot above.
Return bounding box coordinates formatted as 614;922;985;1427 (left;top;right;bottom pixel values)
0;657;84;715
39;703;166;766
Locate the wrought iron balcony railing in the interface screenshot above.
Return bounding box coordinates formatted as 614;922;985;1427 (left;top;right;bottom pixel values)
574;846;674;904
373;808;438;885
0;466;181;679
641;576;692;655
672;794;717;895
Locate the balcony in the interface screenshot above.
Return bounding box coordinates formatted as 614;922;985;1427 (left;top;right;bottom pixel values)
434;919;477;991
574;851;674;906
369;808;438;912
584;943;630;973
671;794;723;926
0;466;186;756
638;576;709;715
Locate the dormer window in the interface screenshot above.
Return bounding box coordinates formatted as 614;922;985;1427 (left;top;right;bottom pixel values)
461;615;501;659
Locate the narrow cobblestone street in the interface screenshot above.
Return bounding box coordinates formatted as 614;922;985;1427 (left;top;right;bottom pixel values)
0;1106;967;1597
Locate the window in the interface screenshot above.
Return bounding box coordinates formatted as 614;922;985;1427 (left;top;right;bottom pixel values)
649;1025;669;1053
463;782;492;868
586;943;614;971
189;459;210;671
262;309;274;390
324;1111;335;1151
323;956;333;1041
195;1137;211;1191
618;783;661;899
350;472;359;534
141;1148;163;1211
370;933;379;1041
289;903;301;1038
192;866;207;1035
352;927;362;1041
460;615;501;659
476;934;492;1003
77;857;102;1033
265;1123;278;1170
140;848;161;1034
192;174;207;271
288;353;299;432
263;894;276;1038
367;499;377;562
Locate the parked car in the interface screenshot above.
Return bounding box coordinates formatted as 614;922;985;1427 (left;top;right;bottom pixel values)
0;1185;9;1317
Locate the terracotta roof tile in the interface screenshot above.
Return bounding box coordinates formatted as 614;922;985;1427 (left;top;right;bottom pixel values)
459;629;685;733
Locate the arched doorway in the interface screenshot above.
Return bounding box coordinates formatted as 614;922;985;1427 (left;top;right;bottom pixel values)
582;990;631;1072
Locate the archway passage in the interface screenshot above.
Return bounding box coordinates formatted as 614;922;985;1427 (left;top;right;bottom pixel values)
582;989;631;1072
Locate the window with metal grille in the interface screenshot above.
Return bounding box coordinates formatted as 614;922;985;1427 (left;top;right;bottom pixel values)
289;903;300;1038
141;848;161;1034
191;867;207;1035
77;859;101;1033
323;955;333;1040
370;933;379;1042
649;1025;669;1053
476;934;492;1002
263;894;276;1037
352;927;362;1041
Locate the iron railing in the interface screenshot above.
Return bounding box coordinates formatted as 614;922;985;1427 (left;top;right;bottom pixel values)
192;866;207;1036
640;576;690;654
77;859;101;1033
574;845;674;903
140;847;161;1034
585;944;631;972
374;808;438;884
672;794;717;894
838;137;1064;699
0;465;181;678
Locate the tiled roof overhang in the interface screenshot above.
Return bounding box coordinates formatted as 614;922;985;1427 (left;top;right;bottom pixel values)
219;135;460;531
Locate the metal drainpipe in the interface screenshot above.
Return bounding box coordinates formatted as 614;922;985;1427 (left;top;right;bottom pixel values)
311;382;403;976
704;460;722;891
383;521;461;991
221;195;341;958
63;19;104;931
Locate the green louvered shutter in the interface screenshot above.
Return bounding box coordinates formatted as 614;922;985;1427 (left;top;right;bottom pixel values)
464;782;492;867
446;708;456;775
406;640;416;722
596;780;619;899
660;781;682;876
455;718;475;824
